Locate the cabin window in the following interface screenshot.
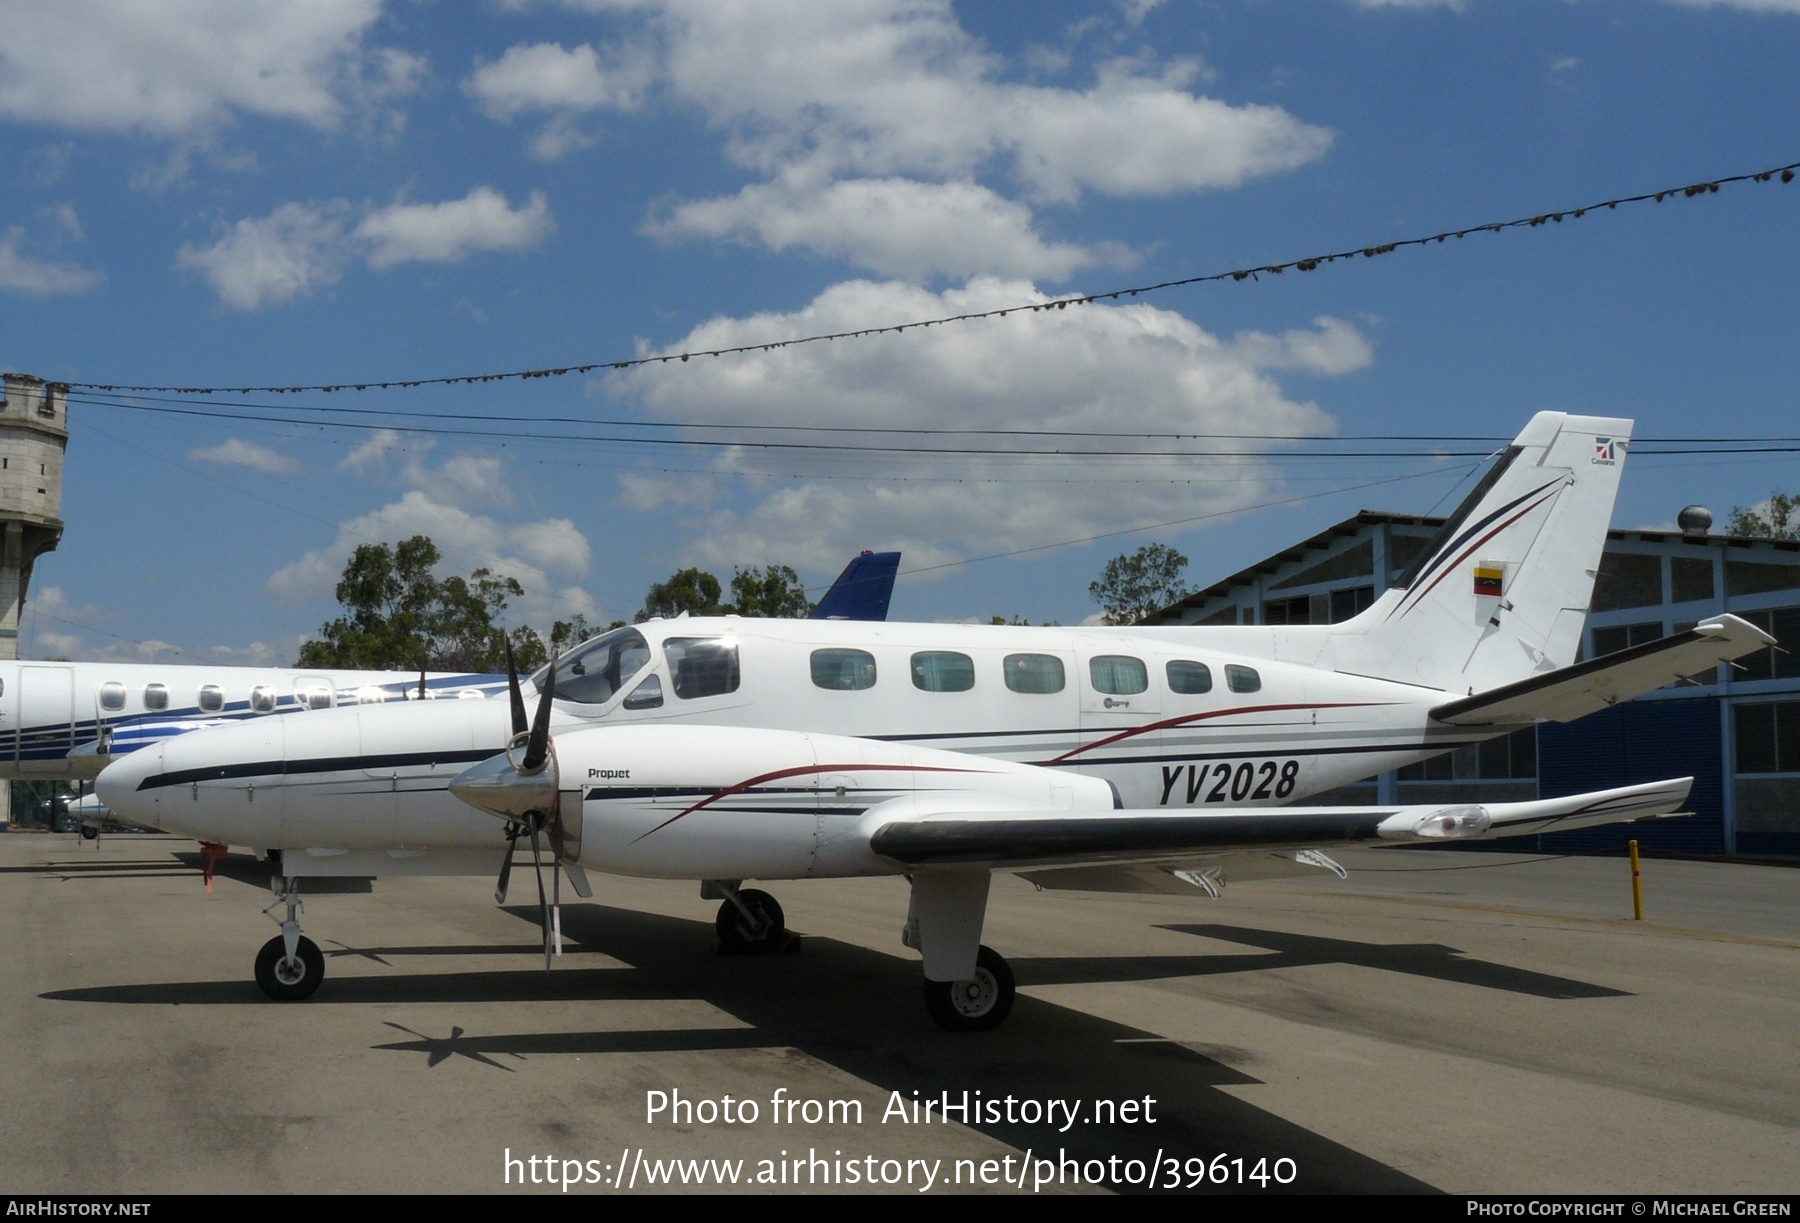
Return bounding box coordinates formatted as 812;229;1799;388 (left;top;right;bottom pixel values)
355;685;387;704
911;651;974;693
143;683;169;712
198;684;224;713
1225;664;1261;694
665;637;741;700
298;683;333;710
1166;660;1213;694
623;674;664;710
99;682;126;712
539;626;651;706
811;648;877;691
1089;655;1148;696
250;686;276;713
1004;653;1064;694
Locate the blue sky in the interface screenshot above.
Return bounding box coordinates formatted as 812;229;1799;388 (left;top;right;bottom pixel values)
2;0;1797;663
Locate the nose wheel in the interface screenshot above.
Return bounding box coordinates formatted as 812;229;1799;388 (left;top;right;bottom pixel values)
715;887;790;954
255;934;324;1001
923;945;1014;1032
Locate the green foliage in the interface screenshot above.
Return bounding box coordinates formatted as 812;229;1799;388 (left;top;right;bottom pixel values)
729;564;814;618
1088;543;1195;626
636;567;725;622
297;536;534;671
1727;492;1800;541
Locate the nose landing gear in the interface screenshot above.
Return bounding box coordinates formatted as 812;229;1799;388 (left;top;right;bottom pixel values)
255;877;323;1001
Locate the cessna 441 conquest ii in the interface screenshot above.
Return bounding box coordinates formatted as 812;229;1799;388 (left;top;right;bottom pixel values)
96;413;1771;1030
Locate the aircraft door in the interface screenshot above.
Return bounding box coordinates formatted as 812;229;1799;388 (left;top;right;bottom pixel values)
16;665;74;774
1074;644;1161;802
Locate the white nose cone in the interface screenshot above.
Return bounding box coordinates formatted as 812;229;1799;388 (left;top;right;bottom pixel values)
94;742;168;829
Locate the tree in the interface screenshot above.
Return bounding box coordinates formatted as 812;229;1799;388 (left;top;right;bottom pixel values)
729;564;814;618
297;536;536;672
1088;543;1195;626
636;567;725;622
1728;492;1800;540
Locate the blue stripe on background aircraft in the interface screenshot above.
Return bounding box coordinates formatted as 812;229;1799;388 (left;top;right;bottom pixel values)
94;415;1772;1030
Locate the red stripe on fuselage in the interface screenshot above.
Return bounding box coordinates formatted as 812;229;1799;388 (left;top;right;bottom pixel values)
628;761;979;842
1048;702;1395;765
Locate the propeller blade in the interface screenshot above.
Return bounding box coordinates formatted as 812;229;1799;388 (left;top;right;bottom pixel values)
521;661;555;773
527;816;552;971
505;637;527;738
417;666;426;701
494;827;516;904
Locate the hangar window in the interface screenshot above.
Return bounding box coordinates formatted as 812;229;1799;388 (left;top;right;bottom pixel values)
1003;653;1064;694
811;648;876;691
1089;656;1148;696
1732;607;1800;682
198;684;224;714
99;682;126;712
665;637;741;700
143;683;169;712
1590;621;1662;659
911;651;974;693
1225;664;1261;694
1166;660;1213;695
537;626;652;706
1592;552;1662;612
250;686;276;714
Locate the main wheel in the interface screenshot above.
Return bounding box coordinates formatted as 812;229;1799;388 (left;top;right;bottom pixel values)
716;889;785;953
923;945;1015;1032
254;935;324;1001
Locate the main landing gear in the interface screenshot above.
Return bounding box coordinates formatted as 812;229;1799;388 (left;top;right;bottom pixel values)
255;875;323;1001
709;882;794;954
921;946;1015;1033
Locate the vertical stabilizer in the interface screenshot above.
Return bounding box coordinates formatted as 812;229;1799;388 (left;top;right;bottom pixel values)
1329;411;1631;694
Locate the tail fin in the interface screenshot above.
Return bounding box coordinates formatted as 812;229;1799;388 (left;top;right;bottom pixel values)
810;550;901;621
1330;411;1631;693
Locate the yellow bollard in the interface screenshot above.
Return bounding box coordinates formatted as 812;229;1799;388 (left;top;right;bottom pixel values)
1628;838;1643;921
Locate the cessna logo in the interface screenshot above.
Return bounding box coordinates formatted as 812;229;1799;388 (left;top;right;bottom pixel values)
587;767;631;780
1592;437;1619;466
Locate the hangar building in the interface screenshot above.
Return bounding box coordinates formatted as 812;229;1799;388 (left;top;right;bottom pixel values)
1141;509;1800;857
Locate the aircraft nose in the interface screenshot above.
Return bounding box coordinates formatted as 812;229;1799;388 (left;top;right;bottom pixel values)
94;741;167;826
449;751;557;823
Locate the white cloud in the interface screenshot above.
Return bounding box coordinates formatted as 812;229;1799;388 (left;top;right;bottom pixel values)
0;228;102;296
178;188;553;308
606;277;1359;572
466;40;652;157
266;489;600;628
644;175;1122;280
338;427;419;475
175;201;349;309
0;0;420;137
354;187;555;269
189;438;301;473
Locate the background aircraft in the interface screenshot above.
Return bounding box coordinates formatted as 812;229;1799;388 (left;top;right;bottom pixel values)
94;414;1772;1027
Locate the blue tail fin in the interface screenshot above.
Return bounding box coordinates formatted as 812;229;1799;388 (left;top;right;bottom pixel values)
811;551;901;621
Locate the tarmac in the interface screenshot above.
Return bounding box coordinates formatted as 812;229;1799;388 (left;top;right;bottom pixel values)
1;831;1794;1195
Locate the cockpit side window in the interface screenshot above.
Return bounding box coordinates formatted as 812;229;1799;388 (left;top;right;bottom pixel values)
536;626;652;706
664;637;741;700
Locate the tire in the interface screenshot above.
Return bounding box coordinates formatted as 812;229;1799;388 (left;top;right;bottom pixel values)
80;825;98;841
715;889;785;953
923;945;1015;1032
254;935;324;1001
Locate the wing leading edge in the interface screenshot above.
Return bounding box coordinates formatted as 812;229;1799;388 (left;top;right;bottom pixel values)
865;777;1692;870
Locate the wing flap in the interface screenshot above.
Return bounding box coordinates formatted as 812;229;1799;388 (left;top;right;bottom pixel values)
1430;615;1773;726
864;778;1692;869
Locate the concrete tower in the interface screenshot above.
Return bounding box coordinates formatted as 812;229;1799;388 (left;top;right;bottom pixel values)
0;374;67;661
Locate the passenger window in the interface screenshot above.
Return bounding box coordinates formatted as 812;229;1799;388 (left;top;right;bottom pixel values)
541;626;651;705
298;683;333;710
811;648;876;691
250;686;276;714
1225;664;1261;694
623;674;664;710
1089;655;1148;696
143;683;169;712
198;684;224;713
665;637;741;700
911;651;974;692
99;682;126;712
1004;653;1065;694
1167;660;1213;695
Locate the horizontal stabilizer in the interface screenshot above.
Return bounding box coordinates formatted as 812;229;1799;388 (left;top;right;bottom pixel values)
864;777;1693;869
1430;615;1773;726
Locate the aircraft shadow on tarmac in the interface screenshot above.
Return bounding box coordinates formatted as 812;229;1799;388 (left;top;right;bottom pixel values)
45;901;1469;1192
1005;924;1632;1001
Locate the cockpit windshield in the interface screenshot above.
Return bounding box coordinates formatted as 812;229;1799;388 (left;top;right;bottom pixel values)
531;626;652;706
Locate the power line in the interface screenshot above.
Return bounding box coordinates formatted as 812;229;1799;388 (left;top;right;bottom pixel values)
59;159;1800;397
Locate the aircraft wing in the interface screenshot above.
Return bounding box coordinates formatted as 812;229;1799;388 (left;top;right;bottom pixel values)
864;777;1691;870
1429;615;1774;727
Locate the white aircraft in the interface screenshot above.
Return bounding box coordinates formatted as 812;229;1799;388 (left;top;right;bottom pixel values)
95;413;1773;1030
0;549;899;788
